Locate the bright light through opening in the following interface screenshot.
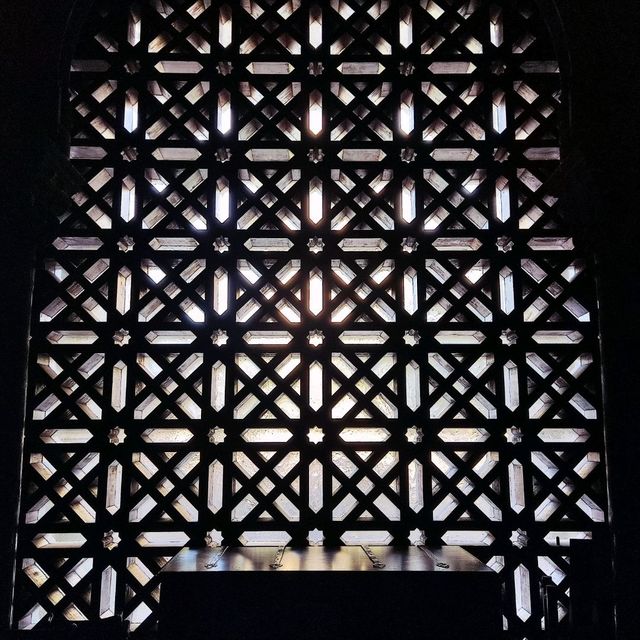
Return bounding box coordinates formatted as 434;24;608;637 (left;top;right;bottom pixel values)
492;90;507;133
462;170;485;194
401;178;416;222
219;5;232;48
124;89;138;132
185;303;205;323
309;178;323;224
309;362;323;410
309;91;323;135
120;177;135;222
490;6;504;47
214;268;229;315
399;6;412;48
309;6;322;48
215;178;230;222
217;91;232;134
495;177;511;222
403;268;418;315
400;90;414;134
309;269;323;315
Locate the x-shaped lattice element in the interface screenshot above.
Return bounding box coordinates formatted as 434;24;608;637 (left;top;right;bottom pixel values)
142;166;209;229
233;352;302;421
430;449;502;522
236;79;304;143
70;75;120;142
513;164;565;231
510;78;560;144
329;352;401;421
235;258;306;324
525;351;597;421
425;258;495;323
235;167;303;232
324;0;395;57
236;0;308;57
229;449;301;522
129;448;201;523
25;449;101;526
420;166;491;230
144;78;211;142
329;449;401;522
134;352;203;421
61;166;116;233
520;256;591;325
20;555;95;625
419;78;487;144
33;352;105;422
40;257;111;325
327;257;398;324
427;351;497;420
528;448;604;523
415;0;487;56
327;80;395;144
136;258;207;324
326;167;396;232
122;554;177;630
143;1;215;55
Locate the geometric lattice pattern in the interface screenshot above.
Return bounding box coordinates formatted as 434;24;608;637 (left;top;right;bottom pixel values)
14;1;606;637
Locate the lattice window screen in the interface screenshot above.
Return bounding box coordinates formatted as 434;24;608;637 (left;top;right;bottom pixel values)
14;1;606;637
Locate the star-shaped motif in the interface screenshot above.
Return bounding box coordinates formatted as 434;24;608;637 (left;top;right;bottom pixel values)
307;237;324;253
307;426;325;444
510;528;529;549
505;426;523;444
406;426;423;444
496;236;514;252
124;59;141;74
205;529;223;547
121;146;138;162
215;148;231;162
500;329;518;345
214;236;230;253
307;148;324;163
403;329;421;346
113;329;131;346
211;329;229;346
401;148;417;163
399;61;415;76
102;530;121;551
308;529;325;545
307;330;324;346
401;236;418;253
408;529;426;546
117;236;135;252
208;427;227;445
108;427;126;445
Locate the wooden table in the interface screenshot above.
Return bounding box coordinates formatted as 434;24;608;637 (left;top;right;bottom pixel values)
158;546;501;640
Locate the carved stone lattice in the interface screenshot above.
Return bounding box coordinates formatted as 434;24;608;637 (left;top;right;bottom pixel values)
14;1;606;637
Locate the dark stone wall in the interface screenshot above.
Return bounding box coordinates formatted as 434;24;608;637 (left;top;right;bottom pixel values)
0;1;638;637
552;4;640;638
1;1;79;633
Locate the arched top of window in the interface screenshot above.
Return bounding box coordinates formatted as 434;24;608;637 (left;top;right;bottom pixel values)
14;1;605;637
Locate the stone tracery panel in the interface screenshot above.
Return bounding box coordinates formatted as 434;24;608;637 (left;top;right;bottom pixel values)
14;1;606;637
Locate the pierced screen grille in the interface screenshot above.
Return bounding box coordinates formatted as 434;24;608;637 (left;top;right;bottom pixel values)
14;1;606;637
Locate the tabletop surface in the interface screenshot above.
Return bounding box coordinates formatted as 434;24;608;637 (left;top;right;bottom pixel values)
161;545;492;574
